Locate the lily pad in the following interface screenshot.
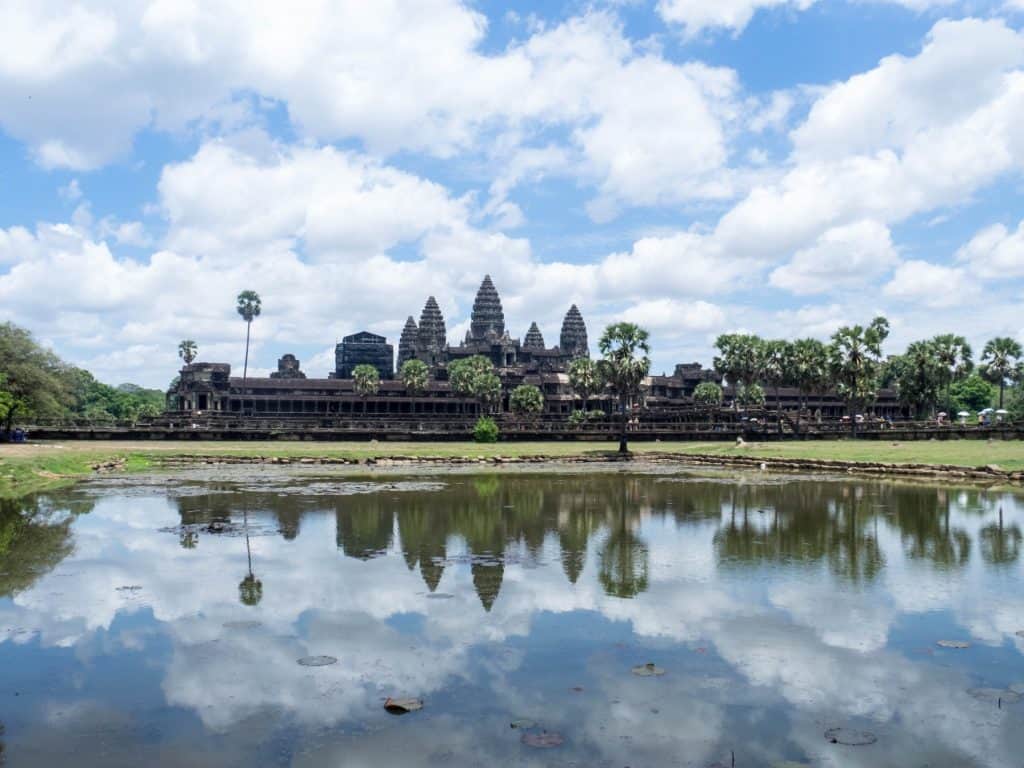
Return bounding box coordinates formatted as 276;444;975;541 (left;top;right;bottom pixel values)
510;718;537;730
824;727;877;746
968;688;1022;704
521;730;564;748
297;655;337;667
936;640;970;649
384;697;423;714
631;662;666;677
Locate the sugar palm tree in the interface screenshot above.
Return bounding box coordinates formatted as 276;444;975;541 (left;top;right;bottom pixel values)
762;339;792;432
932;334;972;412
790;338;829;434
597;323;651;454
828;317;889;436
568;357;602;413
177;339;197;366
980;336;1023;409
238;509;262;607
399;358;429;396
236;290;262;384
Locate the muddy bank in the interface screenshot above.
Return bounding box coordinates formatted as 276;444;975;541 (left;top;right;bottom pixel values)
151;451;1024;484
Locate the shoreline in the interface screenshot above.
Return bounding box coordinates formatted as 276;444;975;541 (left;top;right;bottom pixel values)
4;439;1024;498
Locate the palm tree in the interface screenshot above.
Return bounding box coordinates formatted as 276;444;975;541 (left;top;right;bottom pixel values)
177;339;197;366
238;509;262;607
932;334;972;412
828;317;889;436
762;339;792;432
567;357;602;413
236;290;262;384
597;323;651;454
790;338;829;434
399;358;429;396
981;336;1023;409
352;364;381;414
713;333;764;410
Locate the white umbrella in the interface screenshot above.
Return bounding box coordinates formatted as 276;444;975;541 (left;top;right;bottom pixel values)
996;409;1009;415
938;412;948;417
957;411;970;417
980;408;995;414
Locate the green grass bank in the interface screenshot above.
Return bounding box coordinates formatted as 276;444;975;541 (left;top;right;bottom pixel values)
3;439;1024;498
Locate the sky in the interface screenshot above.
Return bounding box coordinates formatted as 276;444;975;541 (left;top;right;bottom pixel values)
0;0;1023;388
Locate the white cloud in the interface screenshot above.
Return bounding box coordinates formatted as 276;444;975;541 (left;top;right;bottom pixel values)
955;220;1024;280
769;219;898;294
882;259;978;308
656;0;818;37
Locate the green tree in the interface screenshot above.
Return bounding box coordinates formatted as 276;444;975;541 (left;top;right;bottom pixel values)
449;355;502;413
738;382;765;407
0;322;71;431
178;339;198;366
597;323;651;454
235;290;262;384
352;364;381;397
949;373;994;415
399;358;429;396
567;357;603;412
932;334;972;412
790;338;830;433
980;336;1023;409
473;415;500;443
510;384;544;418
828;316;890;435
713;333;764;410
693;381;723;406
762;339;792;430
892;340;944;418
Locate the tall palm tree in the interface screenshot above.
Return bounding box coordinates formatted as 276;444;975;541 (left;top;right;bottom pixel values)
597;323;651;454
568;357;602;413
238;509;262;607
790;338;829;434
762;339;792;432
177;339;197;366
932;334;972;412
236;290;262;385
399;358;429;396
980;336;1023;409
828;317;889;436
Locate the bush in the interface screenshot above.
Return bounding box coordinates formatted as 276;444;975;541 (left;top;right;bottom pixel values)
473;416;499;443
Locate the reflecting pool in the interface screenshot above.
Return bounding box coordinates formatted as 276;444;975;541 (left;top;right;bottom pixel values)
1;465;1023;766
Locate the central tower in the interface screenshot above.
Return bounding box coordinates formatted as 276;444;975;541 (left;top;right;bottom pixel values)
469;275;505;340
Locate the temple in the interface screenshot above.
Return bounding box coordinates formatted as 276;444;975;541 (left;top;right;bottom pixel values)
169;274;902;421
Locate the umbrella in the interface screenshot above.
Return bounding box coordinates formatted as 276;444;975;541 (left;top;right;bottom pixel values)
957;411;970;417
938;412;948;417
980;408;995;414
996;409;1009;415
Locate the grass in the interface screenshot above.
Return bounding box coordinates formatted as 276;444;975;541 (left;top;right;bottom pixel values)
2;438;1023;498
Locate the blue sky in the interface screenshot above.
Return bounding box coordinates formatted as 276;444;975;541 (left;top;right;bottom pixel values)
0;0;1022;387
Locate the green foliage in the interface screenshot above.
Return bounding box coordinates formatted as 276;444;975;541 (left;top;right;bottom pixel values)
950;373;995;414
761;339;793;390
738;382;766;406
235;290;262;322
352;364;381;396
510;384;544;416
692;381;723;406
567;357;603;409
569;409;605;425
449;355;501;411
713;333;764;391
238;574;262;606
473;416;499;443
399;358;429;395
598;322;651;452
65;369;165;421
178;339;197;366
790;337;831;401
890;339;944;418
0;322;72;429
828;316;890;421
981;336;1023;409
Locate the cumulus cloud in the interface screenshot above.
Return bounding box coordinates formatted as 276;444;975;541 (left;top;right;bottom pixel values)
955;220;1024;280
769;219;897;294
882;260;978;308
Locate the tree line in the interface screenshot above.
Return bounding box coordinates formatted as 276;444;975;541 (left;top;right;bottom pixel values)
0;322;166;432
708;318;1024;424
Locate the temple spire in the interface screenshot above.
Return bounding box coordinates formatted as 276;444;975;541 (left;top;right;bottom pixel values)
397;316;418;366
524;322;545;350
469;275;505;340
418;297;446;353
559;304;589;359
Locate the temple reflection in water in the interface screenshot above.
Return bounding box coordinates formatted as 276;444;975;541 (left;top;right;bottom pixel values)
145;472;1023;610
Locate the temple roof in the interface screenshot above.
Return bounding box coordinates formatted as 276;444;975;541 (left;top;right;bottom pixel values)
559;304;589;358
397;316;418;364
523;322;545;349
417;297;446;351
469;275;505;340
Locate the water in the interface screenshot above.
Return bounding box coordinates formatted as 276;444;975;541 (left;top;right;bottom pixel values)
1;465;1023;767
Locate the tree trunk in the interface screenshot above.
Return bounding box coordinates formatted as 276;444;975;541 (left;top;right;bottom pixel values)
242;321;252;384
1000;381;1005;410
618;395;628;454
775;385;782;434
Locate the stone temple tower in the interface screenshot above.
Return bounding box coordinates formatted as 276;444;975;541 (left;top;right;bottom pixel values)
469;275;505;340
417;297;447;367
559;305;589;359
397;316;418;367
523;322;545;350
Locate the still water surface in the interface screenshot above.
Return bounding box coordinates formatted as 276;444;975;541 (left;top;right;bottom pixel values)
1;466;1023;767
